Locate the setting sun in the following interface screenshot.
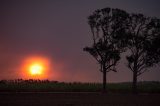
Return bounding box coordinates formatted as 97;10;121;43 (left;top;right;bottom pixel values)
29;64;43;75
21;56;50;79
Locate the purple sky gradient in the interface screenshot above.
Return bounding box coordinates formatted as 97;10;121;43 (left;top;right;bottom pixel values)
0;0;160;82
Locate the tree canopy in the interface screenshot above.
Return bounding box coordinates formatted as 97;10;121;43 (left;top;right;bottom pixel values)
84;8;129;91
84;7;160;93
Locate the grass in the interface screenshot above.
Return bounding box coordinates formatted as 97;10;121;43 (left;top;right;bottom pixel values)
0;79;160;93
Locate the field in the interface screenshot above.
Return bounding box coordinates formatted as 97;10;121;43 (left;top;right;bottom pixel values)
0;92;160;106
0;79;160;93
0;80;160;106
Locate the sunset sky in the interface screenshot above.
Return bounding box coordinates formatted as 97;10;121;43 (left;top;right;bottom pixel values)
0;0;160;82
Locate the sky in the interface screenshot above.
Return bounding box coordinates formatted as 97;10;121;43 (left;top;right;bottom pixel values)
0;0;160;82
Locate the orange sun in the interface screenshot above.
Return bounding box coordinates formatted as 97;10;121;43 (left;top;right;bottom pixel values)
29;63;43;75
21;56;50;79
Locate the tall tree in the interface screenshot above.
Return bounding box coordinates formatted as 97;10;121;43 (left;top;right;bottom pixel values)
83;8;128;92
125;14;160;93
146;18;160;65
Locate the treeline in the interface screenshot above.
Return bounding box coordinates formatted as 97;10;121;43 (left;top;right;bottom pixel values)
0;79;160;85
0;79;99;85
0;79;58;84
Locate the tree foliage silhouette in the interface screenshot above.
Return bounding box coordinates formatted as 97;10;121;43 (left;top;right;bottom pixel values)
83;8;128;92
84;7;160;94
125;14;160;93
146;18;160;66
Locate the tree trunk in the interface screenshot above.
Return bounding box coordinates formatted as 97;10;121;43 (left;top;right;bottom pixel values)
102;65;107;93
132;71;137;94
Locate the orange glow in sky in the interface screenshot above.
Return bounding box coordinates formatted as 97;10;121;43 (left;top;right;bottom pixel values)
21;56;50;79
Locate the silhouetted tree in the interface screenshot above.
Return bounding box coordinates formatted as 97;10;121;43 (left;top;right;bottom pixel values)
125;14;160;94
146;18;160;65
83;8;128;92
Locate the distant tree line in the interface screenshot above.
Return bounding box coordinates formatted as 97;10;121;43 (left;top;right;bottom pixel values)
0;79;96;85
84;7;160;94
0;79;57;84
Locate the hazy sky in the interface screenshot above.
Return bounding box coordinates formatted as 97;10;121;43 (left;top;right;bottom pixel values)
0;0;160;82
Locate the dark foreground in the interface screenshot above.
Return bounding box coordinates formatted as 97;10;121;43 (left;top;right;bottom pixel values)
0;92;160;106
